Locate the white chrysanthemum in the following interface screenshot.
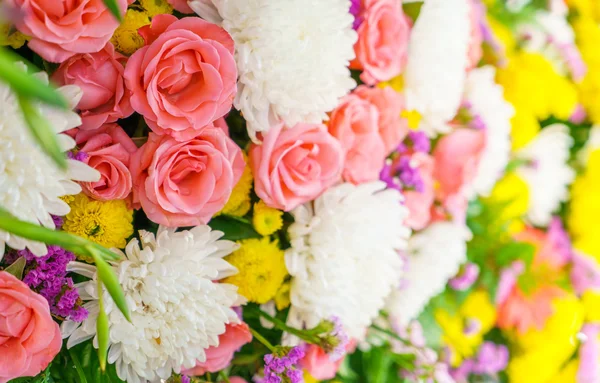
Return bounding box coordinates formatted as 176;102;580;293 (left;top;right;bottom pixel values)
0;70;99;259
61;226;243;383
465;66;514;197
386;221;472;326
189;0;357;140
516;124;575;226
284;181;411;340
403;0;470;137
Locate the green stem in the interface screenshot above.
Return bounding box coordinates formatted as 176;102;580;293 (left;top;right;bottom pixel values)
68;348;89;383
249;327;276;352
218;371;231;383
371;324;411;346
256;309;320;343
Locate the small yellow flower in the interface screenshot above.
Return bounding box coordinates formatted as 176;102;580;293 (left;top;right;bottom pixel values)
459;290;497;333
252;200;283;236
63;194;134;257
140;0;173;17
219;154;253;217
485;172;530;225
582;289;600;322
400;109;422;130
0;24;29;49
378;75;403;92
110;9;151;56
435;309;482;367
223;237;288;304
274;281;291;310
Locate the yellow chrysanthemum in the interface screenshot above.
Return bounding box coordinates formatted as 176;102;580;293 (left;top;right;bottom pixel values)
569;149;600;259
582;289;600;323
110;9;151;56
568;0;600;21
497;52;578;124
140;0;173;16
252;200;283;236
219;154;253;217
487;15;515;56
0;24;29;49
574;18;600;124
223;237;288;304
378;75;403;92
63;194;134;254
511;111;541;151
459;290;497;334
435;309;483;367
485;172;530;229
547;359;579;383
274;281;291;310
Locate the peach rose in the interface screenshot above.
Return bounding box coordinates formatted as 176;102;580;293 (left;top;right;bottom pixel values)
0;272;62;383
300;345;344;380
125;15;237;141
7;0;127;63
353;85;408;154
75;124;138;202
350;0;411;85
167;0;194;13
328;93;386;184
183;323;252;376
404;152;435;231
433;128;485;219
131;125;244;226
250;123;344;212
52;43;134;130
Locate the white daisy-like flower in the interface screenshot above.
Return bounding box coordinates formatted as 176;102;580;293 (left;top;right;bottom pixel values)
516;124;575;227
61;226;243;383
386;221;472;326
0;69;99;259
189;0;357;140
465;66;514;197
403;0;470;137
284;181;411;340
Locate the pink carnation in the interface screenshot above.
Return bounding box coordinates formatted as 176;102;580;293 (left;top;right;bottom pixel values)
131;126;244;226
125;15;237;141
52;43;134;130
350;0;411;85
0;272;62;383
250;123;344;212
75;124;138;202
7;0;127;63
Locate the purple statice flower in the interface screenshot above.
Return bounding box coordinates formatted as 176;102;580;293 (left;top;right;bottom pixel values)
380;160;402;192
408;131;431;153
557;42;587;82
16;245;88;322
180;375;191;383
571;252;600;294
495;261;525;306
259;346;305;383
350;0;363;30
471;342;508;376
449;263;480;291
462;319;481;337
547;217;573;263
578;324;600;382
52;214;64;229
470;114;486;130
329;316;350;361
67;150;88;162
397;157;425;193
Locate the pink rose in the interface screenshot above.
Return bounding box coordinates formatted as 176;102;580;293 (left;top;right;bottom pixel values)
250;123;344;212
328;93;386;184
75;123;138;202
52;43;134;130
433;128;485;220
300;344;354;380
353;85;408;154
0;272;62;383
467;0;484;70
125;15;237;141
403;152;435;230
183;323;252;376
7;0;127;63
350;0;411;85
131;125;244;226
167;0;194;13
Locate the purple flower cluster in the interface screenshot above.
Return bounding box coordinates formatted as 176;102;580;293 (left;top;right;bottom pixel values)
257;346;305;383
451;342;508;380
67;150;88;162
449;263;480;291
381;156;425;193
458;102;486;130
329;316;349;361
350;0;363;30
13;246;88;322
180;375;191;383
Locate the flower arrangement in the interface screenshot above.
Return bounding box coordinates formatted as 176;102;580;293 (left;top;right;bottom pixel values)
0;0;599;382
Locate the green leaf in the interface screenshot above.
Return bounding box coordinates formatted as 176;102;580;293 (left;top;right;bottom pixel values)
0;48;68;108
67;348;88;383
209;216;261;241
4;256;26;280
96;281;110;372
17;95;68;170
102;0;123;22
495;242;536;268
89;248;131;322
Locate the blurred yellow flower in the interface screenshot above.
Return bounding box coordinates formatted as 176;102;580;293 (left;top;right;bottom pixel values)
110;9;151;56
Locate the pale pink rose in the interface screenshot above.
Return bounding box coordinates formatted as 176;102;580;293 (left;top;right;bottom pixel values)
0;272;62;383
249;123;344;212
52;43;134;130
350;0;411;85
75;123;138;202
167;0;194;13
124;14;237;141
131;125;244;226
328;93;386;184
6;0;127;63
467;0;484;70
404;152;435;230
183;323;252;376
433;128;485;220
353;85;408;154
